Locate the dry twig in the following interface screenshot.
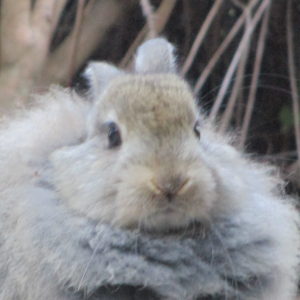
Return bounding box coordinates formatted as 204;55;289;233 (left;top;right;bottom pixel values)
219;40;250;133
286;0;300;174
140;0;157;39
180;0;224;77
208;0;271;120
119;0;176;69
0;0;59;111
238;4;270;149
40;0;129;86
193;0;260;96
218;2;253;133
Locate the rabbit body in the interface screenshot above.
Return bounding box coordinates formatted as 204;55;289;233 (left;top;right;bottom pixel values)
0;38;299;300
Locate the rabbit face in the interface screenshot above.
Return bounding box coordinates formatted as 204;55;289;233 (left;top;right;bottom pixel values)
50;74;219;231
94;74;219;231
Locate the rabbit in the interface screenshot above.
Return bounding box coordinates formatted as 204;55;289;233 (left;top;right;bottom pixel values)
0;37;299;300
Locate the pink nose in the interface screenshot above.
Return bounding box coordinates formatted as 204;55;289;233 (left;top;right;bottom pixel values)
155;175;190;201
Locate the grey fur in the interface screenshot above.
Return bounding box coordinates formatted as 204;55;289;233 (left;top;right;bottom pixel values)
0;38;299;300
85;62;123;101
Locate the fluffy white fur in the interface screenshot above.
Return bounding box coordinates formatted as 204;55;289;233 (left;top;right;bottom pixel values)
0;38;299;300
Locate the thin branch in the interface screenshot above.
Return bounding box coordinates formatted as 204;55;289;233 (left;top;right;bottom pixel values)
119;26;148;69
32;0;58;33
286;0;300;172
50;0;69;37
0;0;64;111
40;0;130;86
180;0;224;77
119;0;176;69
0;0;31;66
140;0;157;39
193;0;260;96
238;4;270;149
67;0;86;86
32;0;58;61
218;3;253;134
219;40;250;133
149;0;176;37
208;0;271;120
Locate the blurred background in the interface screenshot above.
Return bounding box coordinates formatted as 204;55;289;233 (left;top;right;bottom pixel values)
0;0;300;194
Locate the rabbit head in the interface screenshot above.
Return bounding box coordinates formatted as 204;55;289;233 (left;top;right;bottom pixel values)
50;39;234;231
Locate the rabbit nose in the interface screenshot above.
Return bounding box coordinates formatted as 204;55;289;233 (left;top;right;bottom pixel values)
153;175;190;201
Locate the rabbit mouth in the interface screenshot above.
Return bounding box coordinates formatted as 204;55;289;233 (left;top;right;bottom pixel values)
160;206;178;214
140;207;196;232
140;212;204;234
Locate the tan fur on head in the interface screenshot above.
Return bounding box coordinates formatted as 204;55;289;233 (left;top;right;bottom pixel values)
93;74;196;137
51;73;220;231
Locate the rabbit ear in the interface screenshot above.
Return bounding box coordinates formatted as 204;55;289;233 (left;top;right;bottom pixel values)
84;62;122;99
135;38;176;74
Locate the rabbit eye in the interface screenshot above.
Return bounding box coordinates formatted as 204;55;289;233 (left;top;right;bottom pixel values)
194;121;201;140
107;122;122;148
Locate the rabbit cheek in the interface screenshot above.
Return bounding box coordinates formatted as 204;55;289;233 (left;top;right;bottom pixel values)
111;165;155;228
187;165;219;222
